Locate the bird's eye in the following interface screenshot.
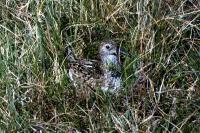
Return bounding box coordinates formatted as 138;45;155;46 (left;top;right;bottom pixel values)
105;45;110;49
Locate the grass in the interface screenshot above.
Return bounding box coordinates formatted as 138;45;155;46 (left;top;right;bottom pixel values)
0;0;200;132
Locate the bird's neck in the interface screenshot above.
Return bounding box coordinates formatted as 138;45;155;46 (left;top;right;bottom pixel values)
100;55;122;92
101;55;121;77
102;54;118;63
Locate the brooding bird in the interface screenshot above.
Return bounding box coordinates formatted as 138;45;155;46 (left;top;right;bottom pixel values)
67;41;128;95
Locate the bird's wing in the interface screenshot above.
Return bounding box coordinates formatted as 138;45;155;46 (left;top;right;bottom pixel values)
68;59;103;89
69;59;102;76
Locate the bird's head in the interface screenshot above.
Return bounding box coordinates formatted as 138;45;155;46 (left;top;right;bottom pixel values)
99;41;129;66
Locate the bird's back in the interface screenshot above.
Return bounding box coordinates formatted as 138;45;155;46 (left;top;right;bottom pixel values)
68;58;103;91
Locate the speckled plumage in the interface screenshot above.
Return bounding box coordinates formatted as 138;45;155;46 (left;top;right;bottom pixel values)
67;41;127;95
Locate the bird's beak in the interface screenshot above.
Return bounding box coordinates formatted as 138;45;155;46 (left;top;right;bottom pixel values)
117;47;130;57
